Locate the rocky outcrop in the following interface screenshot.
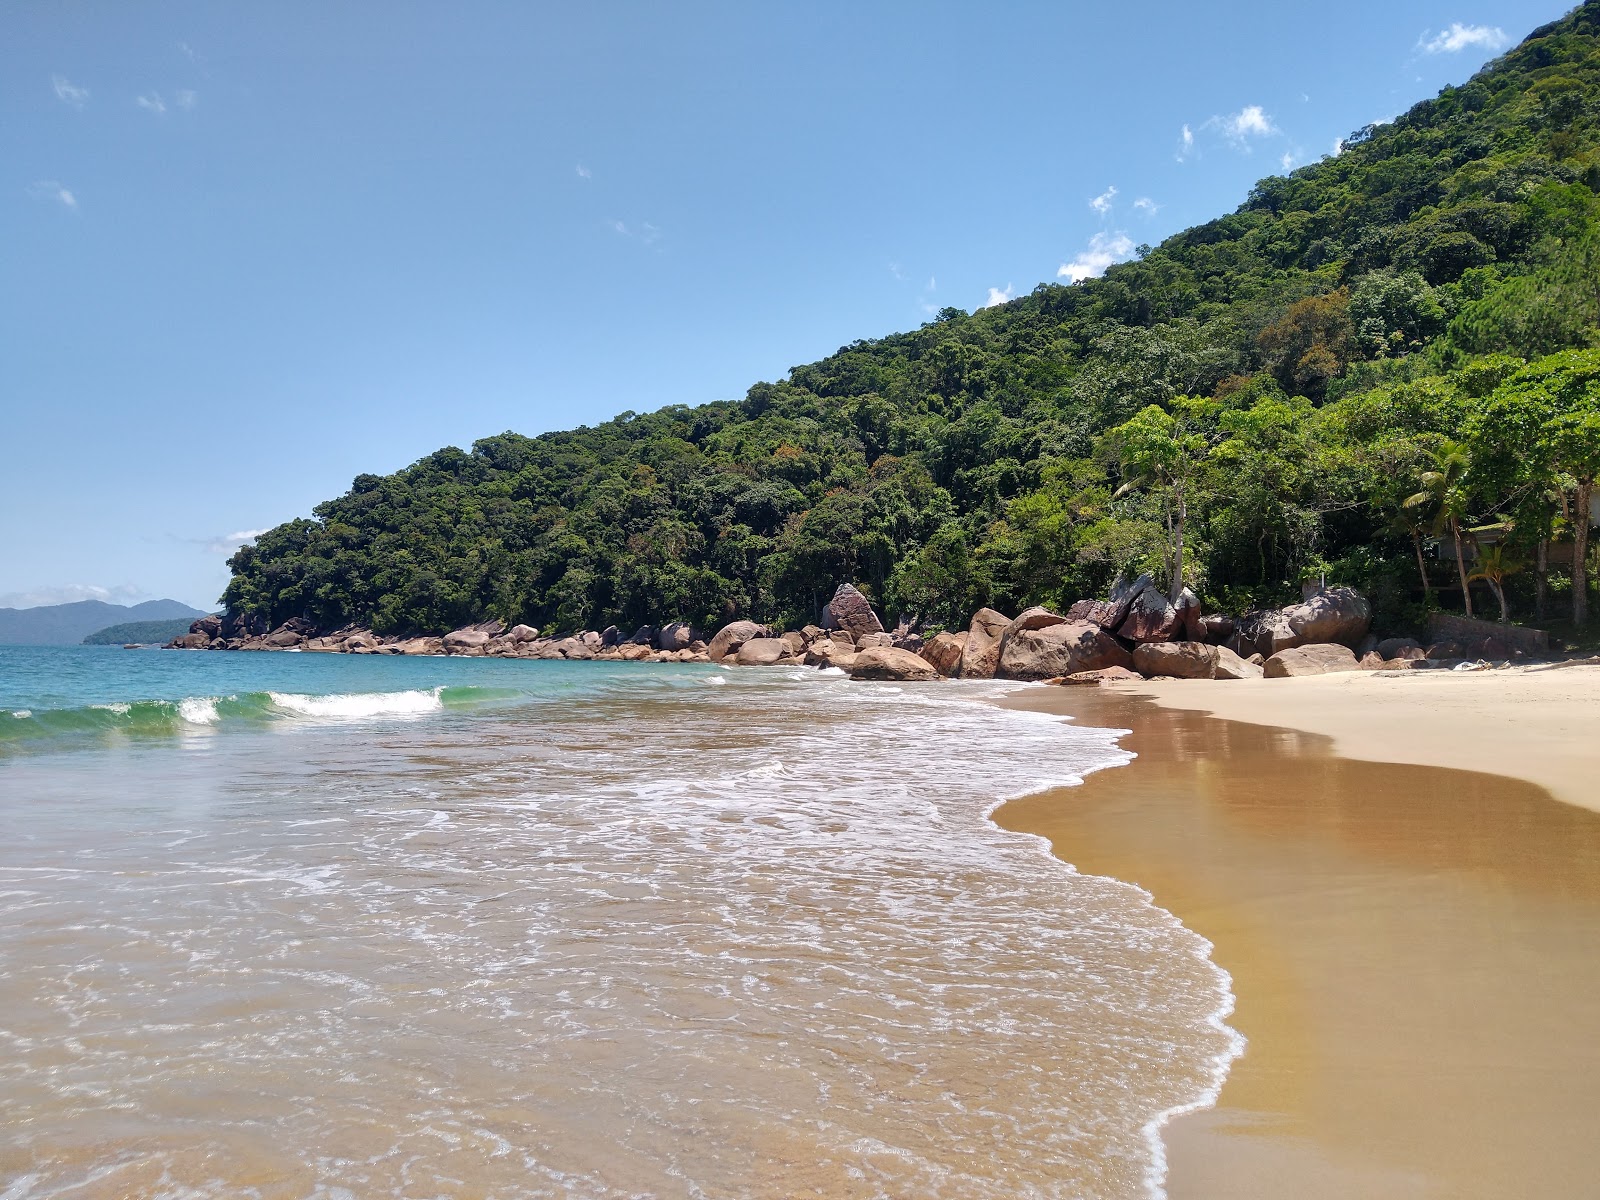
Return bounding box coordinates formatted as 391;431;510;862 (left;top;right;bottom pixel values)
1263;643;1360;678
1240;586;1373;656
780;631;808;657
854;631;893;650
443;627;492;653
1376;637;1422;659
997;622;1134;680
1174;587;1203;641
1131;641;1218;680
849;646;941;682
1197;613;1236;643
706;620;769;663
957;608;1011;680
918;631;967;676
821;583;884;640
1009;606;1069;633
803;639;857;670
735;638;791;666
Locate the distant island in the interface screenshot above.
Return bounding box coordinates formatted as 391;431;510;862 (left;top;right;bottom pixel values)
0;599;206;646
82;616;211;646
220;5;1600;646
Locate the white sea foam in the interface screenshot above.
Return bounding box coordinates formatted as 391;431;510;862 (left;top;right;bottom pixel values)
90;703;131;715
176;697;218;724
268;688;443;718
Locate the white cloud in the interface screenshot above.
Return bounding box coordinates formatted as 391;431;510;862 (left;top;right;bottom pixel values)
1220;104;1276;142
1058;231;1136;284
137;92;167;115
0;584;149;609
1089;185;1117;215
576;164;591;179
1177;123;1195;161
52;75;89;107
1281;151;1296;171
1419;23;1509;54
983;285;1014;308
29;180;77;210
1133;196;1158;214
609;219;662;247
176;89;197;109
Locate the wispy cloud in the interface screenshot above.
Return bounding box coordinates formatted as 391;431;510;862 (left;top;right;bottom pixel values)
204;529;269;554
983;284;1014;308
609;219;662;247
1176;123;1195;162
0;583;149;609
1133;196;1158;215
1419;23;1508;54
1281;151;1297;171
176;89;197;110
576;164;591;179
137;91;168;115
919;275;938;316
52;75;89;107
1089;185;1117;216
1058;231;1136;284
29;180;77;210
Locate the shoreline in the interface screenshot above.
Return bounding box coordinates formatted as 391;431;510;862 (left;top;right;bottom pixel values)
994;683;1600;1198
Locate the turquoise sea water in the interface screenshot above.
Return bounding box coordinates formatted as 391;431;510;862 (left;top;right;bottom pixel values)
0;645;1239;1199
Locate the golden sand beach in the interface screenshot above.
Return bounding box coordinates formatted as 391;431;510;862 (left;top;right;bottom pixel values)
999;671;1600;1199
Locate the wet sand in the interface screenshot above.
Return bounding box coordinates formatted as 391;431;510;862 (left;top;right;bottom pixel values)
996;686;1600;1200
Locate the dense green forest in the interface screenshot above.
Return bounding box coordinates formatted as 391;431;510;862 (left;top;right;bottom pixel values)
225;3;1600;639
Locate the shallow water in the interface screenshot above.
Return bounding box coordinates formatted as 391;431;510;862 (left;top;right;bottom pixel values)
0;648;1239;1199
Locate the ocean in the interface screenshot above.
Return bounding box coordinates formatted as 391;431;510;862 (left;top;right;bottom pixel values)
0;645;1240;1199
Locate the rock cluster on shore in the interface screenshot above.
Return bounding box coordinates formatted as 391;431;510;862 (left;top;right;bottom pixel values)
168;576;1544;684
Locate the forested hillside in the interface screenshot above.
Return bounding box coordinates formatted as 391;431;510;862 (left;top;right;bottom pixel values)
225;3;1600;638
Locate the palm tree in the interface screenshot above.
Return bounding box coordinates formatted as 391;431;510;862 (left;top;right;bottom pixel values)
1405;439;1476;618
1467;541;1520;624
1387;506;1432;606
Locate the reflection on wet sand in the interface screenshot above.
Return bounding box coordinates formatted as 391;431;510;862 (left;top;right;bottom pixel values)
998;688;1600;1200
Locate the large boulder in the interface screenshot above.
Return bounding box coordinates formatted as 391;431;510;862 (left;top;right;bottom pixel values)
1174;587;1204;641
1214;645;1263;680
626;625;656;646
1197;613;1236;643
855;631;893;650
1058;665;1144;685
1263;643;1360;678
1009;606;1068;633
803;639;857;670
601;625;622;648
191;614;224;639
821;583;884;640
172;631;211;649
393;636;444;656
780;631;808;657
849;647;941;682
1285;585;1372;648
1105;572;1154;629
551;637;595;660
997;622;1134;680
706;620;769;663
264;625;307;649
657;622;697;652
735;638;790;667
444;627;492;653
1065;599;1119;628
1132;641;1218;680
957;608;1012;680
617;642;653;661
1116;584;1182;644
1376;637;1423;659
509;624;540;642
919;631;967;677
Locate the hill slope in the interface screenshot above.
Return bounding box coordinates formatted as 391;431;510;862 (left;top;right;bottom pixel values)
0;600;207;646
81;617;211;646
225;3;1600;637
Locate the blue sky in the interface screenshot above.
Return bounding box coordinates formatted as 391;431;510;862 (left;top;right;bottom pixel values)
0;2;1568;610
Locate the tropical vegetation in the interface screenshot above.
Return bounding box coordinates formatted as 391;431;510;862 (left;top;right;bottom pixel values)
225;3;1600;639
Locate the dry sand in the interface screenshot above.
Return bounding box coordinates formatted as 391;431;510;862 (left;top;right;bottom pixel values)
1122;663;1600;813
997;678;1600;1200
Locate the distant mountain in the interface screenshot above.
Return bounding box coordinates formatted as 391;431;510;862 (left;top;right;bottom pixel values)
0;599;207;646
81;617;207;646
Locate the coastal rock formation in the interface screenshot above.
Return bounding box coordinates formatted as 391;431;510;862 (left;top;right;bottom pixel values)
997;622;1133;680
1286;585;1373;647
444;627;492;652
509;624;540;642
1116;584;1182;644
1198;613;1236;643
1263;643;1360;678
804;640;857;670
918;631;967;676
781;631;808;657
1174;587;1204;641
706;620;769;663
1377;637;1423;658
849;646;941;682
855;632;893;650
1132;641;1218;680
821;584;884;641
957;608;1011;679
394;636;444;655
735;638;790;666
